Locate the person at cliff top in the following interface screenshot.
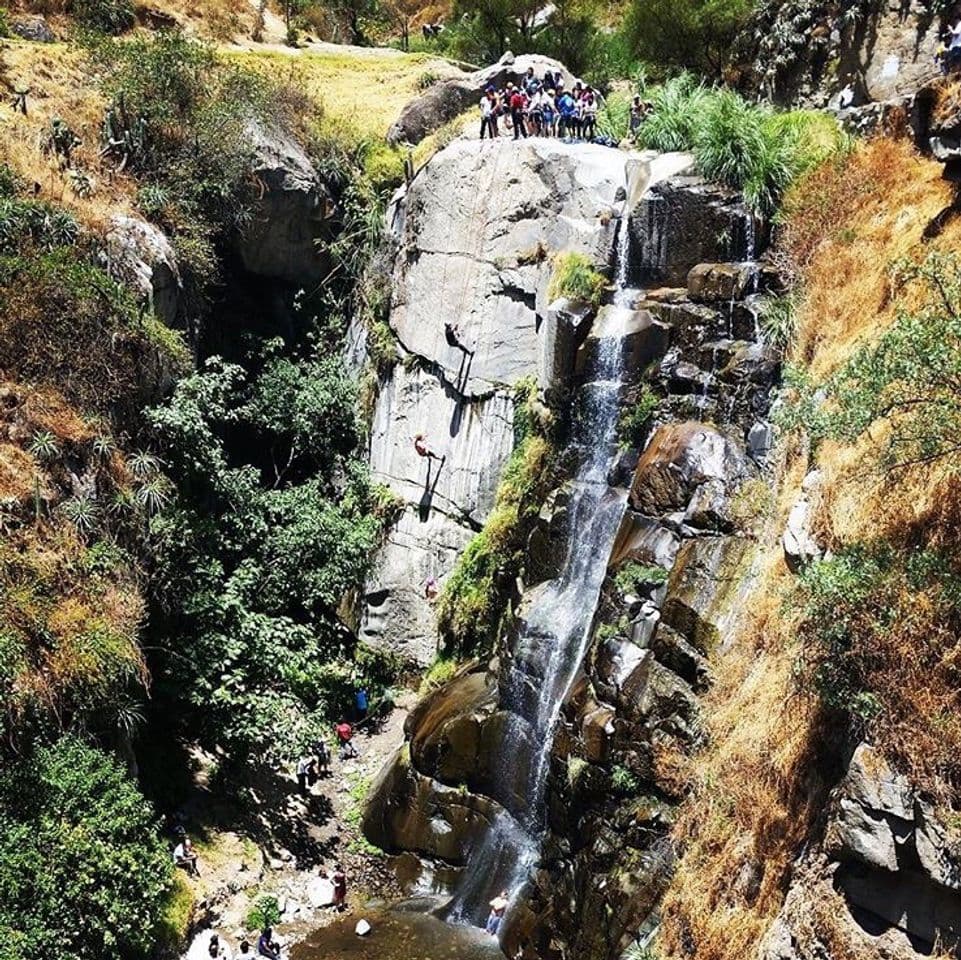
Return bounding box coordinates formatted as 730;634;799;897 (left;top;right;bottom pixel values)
581;92;598;141
527;85;546;136
557;90;576;139
510;86;528;140
257;928;280;960
336;719;359;759
486;890;509;935
523;65;538;95
480;89;498;139
414;433;443;460
540;89;557;137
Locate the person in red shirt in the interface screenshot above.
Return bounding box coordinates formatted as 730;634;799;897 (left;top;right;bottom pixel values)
509;86;528;140
336;719;358;759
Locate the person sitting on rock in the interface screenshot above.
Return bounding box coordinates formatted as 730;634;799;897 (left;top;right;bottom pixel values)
414;434;443;461
257;927;281;960
174;836;201;877
486;890;509;935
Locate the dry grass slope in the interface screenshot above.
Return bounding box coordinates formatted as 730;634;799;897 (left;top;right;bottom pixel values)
662;137;961;960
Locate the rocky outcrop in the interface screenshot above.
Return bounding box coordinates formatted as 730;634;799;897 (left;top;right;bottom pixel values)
235;122;334;285
630;177;762;287
363;154;781;958
361;138;636;665
387;53;576;147
10;15;55;42
102;215;183;327
734;0;944;108
759;743;961;960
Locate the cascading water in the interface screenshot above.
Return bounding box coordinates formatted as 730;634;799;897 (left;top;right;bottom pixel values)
447;202;637;932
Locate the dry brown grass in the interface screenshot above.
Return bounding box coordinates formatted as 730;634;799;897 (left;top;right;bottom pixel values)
779;138;957;380
662;137;961;959
0;41;138;226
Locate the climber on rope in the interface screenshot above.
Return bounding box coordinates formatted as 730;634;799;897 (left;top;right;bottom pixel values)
414;433;445;462
445;320;474;356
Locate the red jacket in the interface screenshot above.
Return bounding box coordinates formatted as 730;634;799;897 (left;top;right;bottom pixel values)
510;92;525;110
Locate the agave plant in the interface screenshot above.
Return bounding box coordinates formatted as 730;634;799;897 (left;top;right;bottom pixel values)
108;487;137;517
27;430;60;462
135;476;173;516
61;494;100;537
92;434;117;460
127;449;161;480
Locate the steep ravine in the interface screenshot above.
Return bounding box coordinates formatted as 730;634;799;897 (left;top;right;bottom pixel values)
360;135;781;958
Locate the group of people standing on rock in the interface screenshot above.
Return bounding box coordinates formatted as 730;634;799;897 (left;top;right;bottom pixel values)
480;66;603;141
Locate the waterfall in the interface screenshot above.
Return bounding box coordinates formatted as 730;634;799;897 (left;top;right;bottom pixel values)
447;212;636;931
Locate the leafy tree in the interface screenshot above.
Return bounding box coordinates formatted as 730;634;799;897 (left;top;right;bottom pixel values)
452;0;542;60
624;0;751;76
147;352;383;762
0;737;171;960
781;252;961;470
71;0;135;34
324;0;384;44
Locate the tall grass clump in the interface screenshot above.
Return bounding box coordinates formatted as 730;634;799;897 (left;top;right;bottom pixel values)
639;77;843;216
548;251;607;308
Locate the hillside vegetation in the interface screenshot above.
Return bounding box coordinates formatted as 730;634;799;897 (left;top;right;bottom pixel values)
661;136;961;960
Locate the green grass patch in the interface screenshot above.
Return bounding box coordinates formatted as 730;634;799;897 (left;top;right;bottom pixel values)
548;252;606;309
614;561;669;596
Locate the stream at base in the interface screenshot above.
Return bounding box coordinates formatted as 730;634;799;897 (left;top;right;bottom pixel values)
290;901;503;960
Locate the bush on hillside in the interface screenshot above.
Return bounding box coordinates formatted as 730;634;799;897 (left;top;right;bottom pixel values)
780;252;961;471
147;351;387;762
624;0;751;76
794;543;961;792
0;737;171;960
72;0;135;34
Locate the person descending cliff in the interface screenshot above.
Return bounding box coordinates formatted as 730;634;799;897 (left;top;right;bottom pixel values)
445;320;474;356
486;890;509;935
414;434;443;461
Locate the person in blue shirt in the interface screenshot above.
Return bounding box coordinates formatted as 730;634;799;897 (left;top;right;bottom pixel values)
355;687;369;721
257;928;280;960
557;92;576;138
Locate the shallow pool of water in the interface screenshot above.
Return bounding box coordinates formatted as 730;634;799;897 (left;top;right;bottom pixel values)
290;901;504;960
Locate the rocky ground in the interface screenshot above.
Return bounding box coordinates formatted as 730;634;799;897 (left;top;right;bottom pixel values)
177;694;413;959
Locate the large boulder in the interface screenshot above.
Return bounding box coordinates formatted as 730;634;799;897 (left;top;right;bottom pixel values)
388;53;577;146
629;421;755;529
236;122;334;284
10;15;55;41
576;305;671;382
102;215;182;327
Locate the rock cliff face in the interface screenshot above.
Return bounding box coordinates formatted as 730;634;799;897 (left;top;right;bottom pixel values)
363;138;781;959
360;138;640;665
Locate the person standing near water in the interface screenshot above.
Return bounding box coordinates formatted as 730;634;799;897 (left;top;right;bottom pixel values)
486;890;509;935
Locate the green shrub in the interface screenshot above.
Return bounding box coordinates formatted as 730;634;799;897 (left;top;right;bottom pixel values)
597;90;632;143
623;0;751;75
618;385;659;448
0;737;171;960
363;142;406;194
639;77;842;216
72;0;135;34
611;763;641;795
780;252;961;471
153;873;195;957
419;656;458;694
246;895;281;932
759;294;798;350
548;251;606;308
614;561;668;596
